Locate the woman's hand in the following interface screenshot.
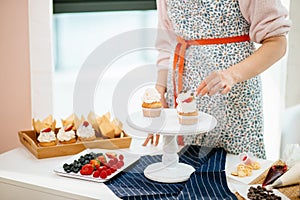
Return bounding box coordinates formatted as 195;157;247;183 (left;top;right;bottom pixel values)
197;36;287;97
196;70;236;96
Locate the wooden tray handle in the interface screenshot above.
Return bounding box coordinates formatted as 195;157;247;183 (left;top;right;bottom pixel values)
19;132;37;148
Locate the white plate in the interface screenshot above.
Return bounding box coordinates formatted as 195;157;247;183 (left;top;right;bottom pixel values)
234;184;289;200
54;149;140;183
126;108;217;135
226;154;273;184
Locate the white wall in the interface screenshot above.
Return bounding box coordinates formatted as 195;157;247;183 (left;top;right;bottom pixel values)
285;0;300;107
29;0;54;119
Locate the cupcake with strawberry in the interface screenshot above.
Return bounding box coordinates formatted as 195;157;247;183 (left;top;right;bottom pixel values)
37;127;57;147
57;124;77;144
76;121;96;141
176;90;198;125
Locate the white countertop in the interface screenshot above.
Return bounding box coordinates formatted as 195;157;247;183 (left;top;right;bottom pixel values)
0;139;274;200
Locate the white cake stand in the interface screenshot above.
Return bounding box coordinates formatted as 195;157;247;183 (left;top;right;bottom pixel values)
126;109;217;183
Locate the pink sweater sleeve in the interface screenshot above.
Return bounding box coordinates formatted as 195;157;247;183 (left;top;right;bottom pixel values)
155;0;176;88
239;0;291;43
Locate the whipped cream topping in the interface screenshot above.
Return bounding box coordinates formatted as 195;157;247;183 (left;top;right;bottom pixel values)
142;88;161;103
176;90;197;113
57;128;76;142
76;123;95;138
37;131;56;142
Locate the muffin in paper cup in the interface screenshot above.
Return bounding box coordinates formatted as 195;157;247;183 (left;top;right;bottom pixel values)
178;112;198;125
142;107;162;118
141;88;162;118
176;90;198;125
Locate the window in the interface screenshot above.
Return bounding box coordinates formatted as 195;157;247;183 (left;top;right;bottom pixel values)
53;0;156;13
53;6;158;119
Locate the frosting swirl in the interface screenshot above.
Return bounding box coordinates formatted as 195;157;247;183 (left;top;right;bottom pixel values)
76;123;95;138
37;131;56;142
57;128;76;142
176;90;197;113
142;88;161;103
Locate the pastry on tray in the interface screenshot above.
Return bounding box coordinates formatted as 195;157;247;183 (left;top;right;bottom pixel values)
57;124;77;144
88;111;101;134
37;127;57;147
111;118;123;138
176;90;198;125
32;115;56;134
141;88;162;117
61;114;76;131
97;112;116;139
76;120;96;141
97;112;124;139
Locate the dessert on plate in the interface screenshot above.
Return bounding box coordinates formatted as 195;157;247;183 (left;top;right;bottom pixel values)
141;88;162;117
57;124;77;144
37;127;57;147
76;120;96;141
176;90;198;125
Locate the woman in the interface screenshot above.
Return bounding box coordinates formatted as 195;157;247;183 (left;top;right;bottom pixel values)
151;0;291;159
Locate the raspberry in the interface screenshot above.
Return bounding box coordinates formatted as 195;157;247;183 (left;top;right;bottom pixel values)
106;169;112;176
93;170;100;178
111;164;118;171
110;167;116;173
99;170;108;179
117;160;124;169
119;154;124;161
108;159;115;167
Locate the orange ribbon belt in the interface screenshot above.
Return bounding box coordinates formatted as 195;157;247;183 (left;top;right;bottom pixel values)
172;34;250;106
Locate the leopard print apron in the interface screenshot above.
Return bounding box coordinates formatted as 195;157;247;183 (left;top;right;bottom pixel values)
165;0;266;159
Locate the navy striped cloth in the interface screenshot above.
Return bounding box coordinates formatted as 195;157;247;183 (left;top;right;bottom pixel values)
105;146;237;200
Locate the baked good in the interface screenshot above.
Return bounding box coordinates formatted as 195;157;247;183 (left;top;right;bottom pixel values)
141;88;162;117
96;112;124;138
32;115;56;134
88;111;101;134
37;127;57;147
112;118;123;137
57;124;77;144
176;90;198;125
61;114;76;131
76;121;96;141
98;113;115;139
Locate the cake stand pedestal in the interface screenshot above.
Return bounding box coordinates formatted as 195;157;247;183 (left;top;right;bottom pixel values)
127;109;217;183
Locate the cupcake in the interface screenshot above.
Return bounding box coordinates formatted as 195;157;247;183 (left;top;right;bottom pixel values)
176;90;198;125
76;121;96;141
37;127;57;147
57;124;77;144
141;88;162;117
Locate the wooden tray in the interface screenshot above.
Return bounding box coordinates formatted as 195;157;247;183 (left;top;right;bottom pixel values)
18;129;132;159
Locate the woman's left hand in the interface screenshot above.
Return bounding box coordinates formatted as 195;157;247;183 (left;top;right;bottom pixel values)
196;70;236;96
